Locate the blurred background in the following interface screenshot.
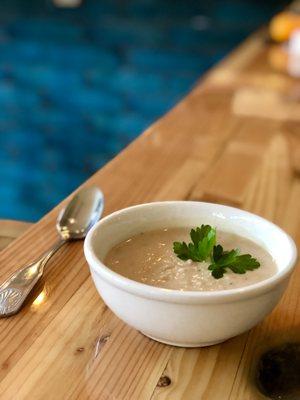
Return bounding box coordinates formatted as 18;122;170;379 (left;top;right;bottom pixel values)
0;0;289;221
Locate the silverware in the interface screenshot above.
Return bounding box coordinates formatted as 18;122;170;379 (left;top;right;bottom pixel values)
0;186;104;317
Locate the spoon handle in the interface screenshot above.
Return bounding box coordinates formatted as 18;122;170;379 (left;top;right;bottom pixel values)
0;239;65;317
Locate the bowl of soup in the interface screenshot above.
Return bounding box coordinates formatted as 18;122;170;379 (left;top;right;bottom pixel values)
84;202;297;347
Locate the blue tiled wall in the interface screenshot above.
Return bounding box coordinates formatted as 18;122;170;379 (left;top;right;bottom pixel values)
0;0;287;221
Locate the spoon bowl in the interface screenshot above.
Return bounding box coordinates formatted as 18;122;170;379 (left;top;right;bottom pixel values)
57;187;104;240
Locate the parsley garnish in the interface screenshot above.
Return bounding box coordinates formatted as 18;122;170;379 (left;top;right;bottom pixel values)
208;244;260;279
173;227;260;279
173;225;216;262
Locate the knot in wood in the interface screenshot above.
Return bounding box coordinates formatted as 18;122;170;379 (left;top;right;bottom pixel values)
157;375;171;388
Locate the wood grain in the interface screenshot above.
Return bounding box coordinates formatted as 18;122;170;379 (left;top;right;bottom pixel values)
0;220;31;251
0;28;299;400
200;122;275;206
283;121;300;175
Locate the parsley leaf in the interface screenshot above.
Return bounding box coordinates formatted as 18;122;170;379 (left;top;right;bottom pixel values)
209;245;260;279
173;241;190;261
173;226;261;279
173;225;216;262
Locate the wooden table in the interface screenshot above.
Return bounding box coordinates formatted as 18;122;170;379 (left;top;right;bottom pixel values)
0;30;299;400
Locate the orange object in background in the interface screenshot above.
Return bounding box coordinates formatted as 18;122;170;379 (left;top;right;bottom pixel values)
270;11;300;42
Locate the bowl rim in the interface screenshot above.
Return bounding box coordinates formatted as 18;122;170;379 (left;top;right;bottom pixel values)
84;201;298;304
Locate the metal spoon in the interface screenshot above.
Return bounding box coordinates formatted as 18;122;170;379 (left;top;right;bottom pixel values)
0;186;104;317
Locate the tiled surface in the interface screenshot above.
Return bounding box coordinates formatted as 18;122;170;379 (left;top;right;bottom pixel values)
0;0;286;221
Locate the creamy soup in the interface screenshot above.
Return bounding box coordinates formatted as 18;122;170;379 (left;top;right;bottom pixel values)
104;228;277;291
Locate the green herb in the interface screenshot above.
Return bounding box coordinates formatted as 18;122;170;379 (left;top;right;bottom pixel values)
173;226;260;279
173;225;216;262
208;244;260;279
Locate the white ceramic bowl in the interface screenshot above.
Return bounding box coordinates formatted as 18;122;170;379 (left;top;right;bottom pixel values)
84;202;297;347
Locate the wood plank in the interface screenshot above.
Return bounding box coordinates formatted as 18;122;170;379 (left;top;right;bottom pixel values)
283;121;300;175
229;180;300;400
232;87;300;121
154;159;206;201
0;220;31;251
199;121;275;206
243;133;292;223
151;336;249;400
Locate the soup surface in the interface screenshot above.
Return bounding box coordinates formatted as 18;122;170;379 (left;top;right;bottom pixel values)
104;228;277;291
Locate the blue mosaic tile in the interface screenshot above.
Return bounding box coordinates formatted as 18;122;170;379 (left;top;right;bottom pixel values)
10;65;82;90
8;18;85;40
